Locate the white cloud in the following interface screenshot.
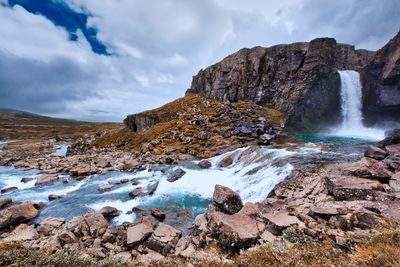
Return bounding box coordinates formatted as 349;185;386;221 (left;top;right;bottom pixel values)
0;0;399;121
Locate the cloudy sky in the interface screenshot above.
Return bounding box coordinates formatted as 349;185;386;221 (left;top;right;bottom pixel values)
0;0;399;121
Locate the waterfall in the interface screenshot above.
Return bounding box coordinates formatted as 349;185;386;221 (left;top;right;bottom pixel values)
331;70;384;140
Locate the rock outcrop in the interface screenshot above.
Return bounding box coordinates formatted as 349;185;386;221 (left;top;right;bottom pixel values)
187;38;375;130
362;31;400;124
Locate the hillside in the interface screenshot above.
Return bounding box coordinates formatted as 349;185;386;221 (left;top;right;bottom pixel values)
0;109;121;140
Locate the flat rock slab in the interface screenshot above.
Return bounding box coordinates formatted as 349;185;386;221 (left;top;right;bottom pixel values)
309;202;349;218
326;175;384;201
148;223;181;255
126;222;154;246
3;224;38;242
262;212;303;235
207;212;260;248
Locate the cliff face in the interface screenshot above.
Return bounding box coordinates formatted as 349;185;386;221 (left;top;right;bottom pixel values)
187;38;375;130
362;31;400;124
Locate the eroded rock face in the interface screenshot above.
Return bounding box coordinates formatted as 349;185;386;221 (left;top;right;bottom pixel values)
187;38;374;130
213;185;243;214
362;31;400;124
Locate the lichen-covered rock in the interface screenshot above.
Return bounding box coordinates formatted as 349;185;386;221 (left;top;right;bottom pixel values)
213;184;243;214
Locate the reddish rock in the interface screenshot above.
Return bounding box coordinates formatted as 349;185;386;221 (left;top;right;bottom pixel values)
207;212;260;248
35;174;59;185
100;206;121;219
364;146;388;160
147;223;181;255
213;184;243;214
198;160;212;169
0;202;39;230
3;224;38;242
325;176;383;201
126;222;154;246
262;212;303;235
151;208;166;221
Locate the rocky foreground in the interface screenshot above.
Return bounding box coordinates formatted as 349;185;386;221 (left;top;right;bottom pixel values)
0;130;399;266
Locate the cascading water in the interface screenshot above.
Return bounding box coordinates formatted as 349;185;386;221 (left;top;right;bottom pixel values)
331;70;385;141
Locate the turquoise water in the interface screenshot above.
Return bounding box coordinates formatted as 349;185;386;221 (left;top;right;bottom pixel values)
293;133;373;144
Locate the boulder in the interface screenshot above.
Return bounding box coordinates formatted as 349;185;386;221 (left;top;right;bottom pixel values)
347;158;391;183
198;160;212;169
151;208;166;221
3;224;38;242
207;212;260;248
325;176;384;200
0;202;39;230
69;166;97;177
126;222;154;246
364;146;389;160
84;212;109;237
1;186;17;194
35;174;59;186
147;223;182;255
167;168;186;183
100;206;121;219
219;154;235;167
58;230;77;245
262;212;303;235
213;184;243;214
259;230;277;243
147;182;159;195
98;184;114;193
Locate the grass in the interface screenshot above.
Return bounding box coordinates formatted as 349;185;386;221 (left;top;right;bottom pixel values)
1;225;399;266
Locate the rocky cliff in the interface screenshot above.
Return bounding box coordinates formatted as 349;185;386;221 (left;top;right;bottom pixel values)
187;38;375;130
362;31;400;125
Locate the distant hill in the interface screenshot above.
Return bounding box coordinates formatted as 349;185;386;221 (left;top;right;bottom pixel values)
0;108;121;140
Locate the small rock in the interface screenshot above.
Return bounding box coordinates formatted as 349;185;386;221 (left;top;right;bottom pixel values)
147;182;159;195
151;208;166;221
198;160;212;169
213;184;243;214
48;194;63;201
100;206;121;219
219;155;234;167
20;177;35;183
167;168;186;182
1;186;18;194
35;174;59;186
62;177;70;184
98;184;113;193
129;187;146;198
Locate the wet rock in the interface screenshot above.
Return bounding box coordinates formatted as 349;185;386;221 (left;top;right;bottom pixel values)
151;208;166;221
100;206;121;219
0;202;39;230
126;222;154;246
262;212;303;235
98;184;114;193
147;181;159;195
35;174;59;185
219;154;235;167
48;194;63;201
326;176;383;201
207;212;260;248
129;187;146;198
364;146;389;160
62;177;70;184
258;134;274;145
70;166;97;177
167;168;186;183
20;177;35;183
1;186;17;194
148;223;182;255
3;224;38;242
198;160;212;169
0;198;12;209
213;184;243;214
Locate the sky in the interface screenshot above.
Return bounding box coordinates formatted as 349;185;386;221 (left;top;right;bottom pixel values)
0;0;399;122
